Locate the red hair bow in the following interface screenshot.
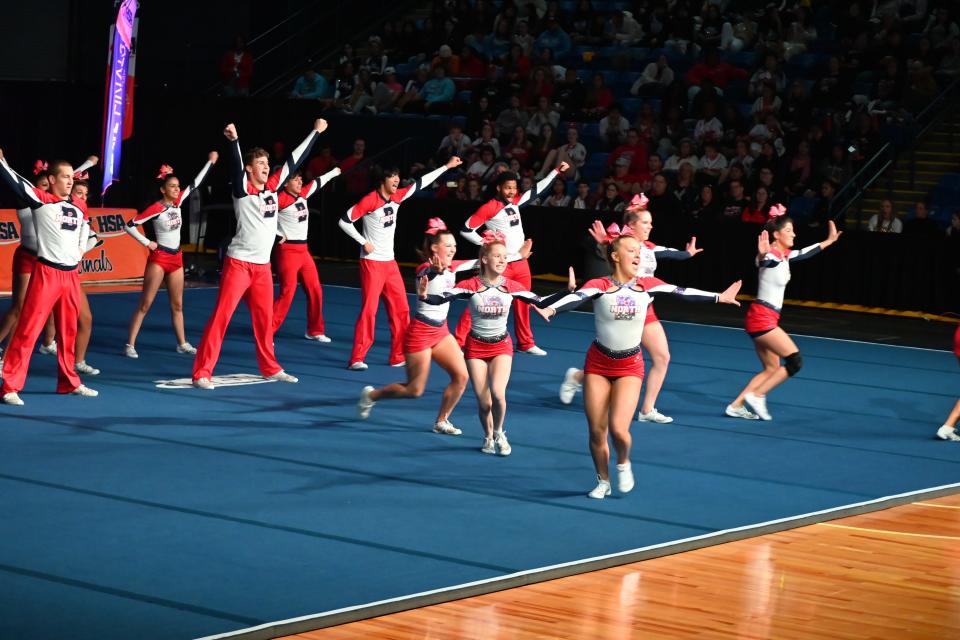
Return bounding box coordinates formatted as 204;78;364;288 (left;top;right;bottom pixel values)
73;170;89;180
605;222;635;243
425;217;447;235
628;192;649;210
33;160;48;175
156;164;174;179
769;203;787;218
481;230;506;245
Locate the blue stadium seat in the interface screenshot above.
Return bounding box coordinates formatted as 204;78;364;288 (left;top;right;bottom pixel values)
582;152;610;182
787;196;817;223
725;51;759;70
579;122;602;149
456;90;472;104
620;97;642;120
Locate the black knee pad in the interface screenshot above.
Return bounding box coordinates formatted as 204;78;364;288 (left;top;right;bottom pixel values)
784;352;803;377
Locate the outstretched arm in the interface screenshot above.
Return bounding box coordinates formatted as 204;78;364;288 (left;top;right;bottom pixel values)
642;277;741;305
790;220;841;262
224;124;247;198
269;119;328;189
0;151;48;207
177;151;219;204
516;161;569;207
399;156;463;202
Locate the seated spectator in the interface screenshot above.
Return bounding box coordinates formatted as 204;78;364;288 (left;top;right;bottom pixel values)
689;183;723;222
721;179;750;219
473;65;508;110
636;153;663;193
444;176;469;201
432;45;459;76
785;140;813;197
780;80;812;137
522;67;555;108
495;94;530;139
903;201;941;238
753;141;780;175
535;16;572;60
599;105;630;150
291;69;331;100
372;67;404;113
530;123;558;171
647;173;681;219
527;96;561;140
674;163;699;213
631;55;674;95
664;139;700;173
819;148;850;190
610;157;641;195
540;127;586;181
755;166;783;205
465;177;485;201
503;44;532;84
553;68;586;118
868;200;904;233
504;126;533;168
422;66;456;112
605;10;644;46
437;124;473;163
339;138;369;196
607;128;649;175
332;61;357;111
220;36;253;97
729;140;755;178
470;122;502;158
543;178;571;207
936;37;960;81
748;114;783;155
467;96;496;138
581;73;615;120
698;142;728;185
685;48;748;103
742;186;772;223
513;19;535;56
751;82;782;119
466;146;499;183
694;101;724;145
486;20;514;61
904;61;939;113
782;7;816;61
306;145;337;181
459;45;487;79
634;103;662;146
572;180;596;209
395;65;429;112
594;182;626;212
810;179;837;228
348;68;377;113
361;37;388;76
924;7;960;51
748;53;787;98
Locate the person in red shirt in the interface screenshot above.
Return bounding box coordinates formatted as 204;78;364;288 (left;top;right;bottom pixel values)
741;187;774;224
220;36;254;97
606;128;649;175
305;145;337;182
339;139;369;196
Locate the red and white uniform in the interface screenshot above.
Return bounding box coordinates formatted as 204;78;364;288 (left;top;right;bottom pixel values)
638;240;692;325
456;170;559;350
422;275;567;360
272;168;339;336
548;277;720;378
125;160;213;274
339;165;449;365
0;157;89;394
404;259;476;354
744;244;821;336
192;130;319;380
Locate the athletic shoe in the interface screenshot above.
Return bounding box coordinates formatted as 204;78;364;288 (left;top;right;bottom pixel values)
494;430;512;456
519;345;547;356
304;333;332;343
176;342;197;355
357;385;375;419
123;344;139;359
38;340;57;355
936;425;960;442
637;408;673;423
75;361;100;376
71;384;98;397
559;367;582;405
3;392;24;406
267;371;298;383
725;404;760;420
481;437;496;454
588;476;612;499
389;361;405;367
744;393;772;421
616;462;635;493
433;419;462;435
193;377;215;390
348;361;369;371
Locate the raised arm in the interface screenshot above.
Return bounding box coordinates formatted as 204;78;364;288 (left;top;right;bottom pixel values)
177;151;219;204
398;156;463;202
791;220;841;261
73;155;99;176
516;162;568;207
0;153;46;206
224;124;248;198
269;119;327;189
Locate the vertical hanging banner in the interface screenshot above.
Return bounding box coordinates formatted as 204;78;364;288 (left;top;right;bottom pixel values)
101;0;139;196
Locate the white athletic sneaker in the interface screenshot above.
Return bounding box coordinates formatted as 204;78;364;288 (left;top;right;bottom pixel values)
433;419;462;435
193;377;215;390
637;408;673;423
75;361;100;376
481;437;496;454
357;385;375;419
744;393;772;421
267;371;298;383
936;425;960;441
616;462;635;493
38;340;57;355
3;392;24;406
176;342;197;355
71;384;98;397
304;333;332;343
588;476;612;499
559;367;582;405
725;404;759;420
123;344;139;359
494;430;512;456
389;360;405;367
348;361;369;371
520;345;547;356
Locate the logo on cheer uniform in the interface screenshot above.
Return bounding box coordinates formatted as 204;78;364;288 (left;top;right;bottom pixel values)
610;295;637;320
295;201;308;223
477;294;507;318
154;373;278;389
381;205;396;228
503;206;520;227
260;195;277;218
639;249;657;277
59;206;79;231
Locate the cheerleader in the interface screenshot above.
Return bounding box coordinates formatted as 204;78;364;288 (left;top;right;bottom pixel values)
272;165;340;341
357;218;495;434
68;178;104;376
559;196;705;425
416;231;568;455
123;153;218;357
339;156;463;370
540;223;741;498
936;324;960;441
725;208;842;421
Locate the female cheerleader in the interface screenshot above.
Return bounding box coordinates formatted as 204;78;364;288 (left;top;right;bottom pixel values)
725;209;842;421
68;177;104;376
936;324;960;441
123;152;218;357
357;218;521;434
541;222;741;498
559;194;704;424
416;231;567;455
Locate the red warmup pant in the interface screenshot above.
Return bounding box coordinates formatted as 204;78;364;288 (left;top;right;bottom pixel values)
350;259;409;365
1;263;81;394
193;257;282;380
272;243;324;336
455;258;534;350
